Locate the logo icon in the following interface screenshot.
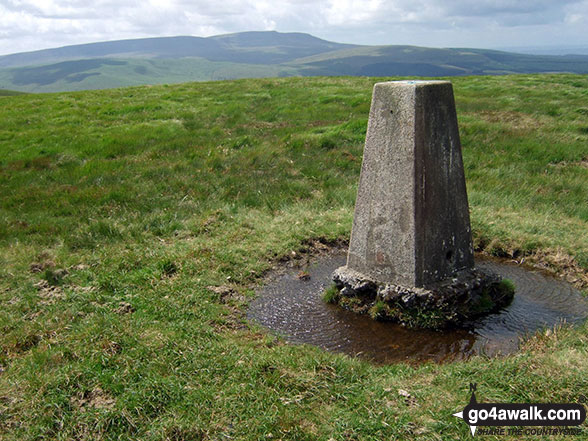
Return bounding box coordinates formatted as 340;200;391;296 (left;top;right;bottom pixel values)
453;383;586;436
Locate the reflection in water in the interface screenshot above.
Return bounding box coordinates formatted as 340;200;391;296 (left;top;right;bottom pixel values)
248;252;588;364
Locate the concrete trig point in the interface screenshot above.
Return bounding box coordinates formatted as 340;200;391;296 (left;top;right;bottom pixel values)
332;80;513;328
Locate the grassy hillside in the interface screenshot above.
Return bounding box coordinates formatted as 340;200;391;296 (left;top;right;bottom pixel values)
0;74;587;440
2;32;588;93
0;58;297;93
0;89;25;96
294;45;588;76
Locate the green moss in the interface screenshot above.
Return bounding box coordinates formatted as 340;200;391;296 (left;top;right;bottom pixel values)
397;306;451;330
498;278;516;298
368;300;389;320
322;285;340;304
339;296;362;310
472;289;496;315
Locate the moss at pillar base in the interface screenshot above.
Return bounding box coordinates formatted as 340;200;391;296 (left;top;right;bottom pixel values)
328;266;515;330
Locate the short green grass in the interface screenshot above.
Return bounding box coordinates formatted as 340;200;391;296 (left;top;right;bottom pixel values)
1;74;587;440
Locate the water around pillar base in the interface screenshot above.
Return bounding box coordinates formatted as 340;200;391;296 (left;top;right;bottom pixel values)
248;250;587;364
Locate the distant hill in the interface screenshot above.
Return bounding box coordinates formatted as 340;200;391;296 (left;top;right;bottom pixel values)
1;31;588;92
0;89;26;96
0;32;353;68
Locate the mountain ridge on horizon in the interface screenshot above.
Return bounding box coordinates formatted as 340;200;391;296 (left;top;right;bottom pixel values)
1;30;588;93
0;31;356;68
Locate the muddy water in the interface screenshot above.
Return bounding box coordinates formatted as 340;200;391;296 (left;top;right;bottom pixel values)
248;251;588;364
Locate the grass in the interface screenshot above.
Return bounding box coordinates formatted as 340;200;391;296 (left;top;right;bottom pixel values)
0;74;587;440
0;58;297;93
0;89;25;96
322;285;340;304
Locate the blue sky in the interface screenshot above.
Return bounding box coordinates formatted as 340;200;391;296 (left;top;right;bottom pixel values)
1;0;587;56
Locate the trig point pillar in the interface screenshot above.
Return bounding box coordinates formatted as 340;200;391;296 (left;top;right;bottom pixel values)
348;80;473;286
332;81;513;328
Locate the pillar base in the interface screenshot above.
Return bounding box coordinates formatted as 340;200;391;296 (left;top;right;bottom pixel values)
331;265;514;329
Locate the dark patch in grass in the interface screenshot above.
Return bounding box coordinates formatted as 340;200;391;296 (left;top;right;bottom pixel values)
165;426;205;441
14;333;41;353
545;106;561;117
89;221;123;240
43;268;68;286
144;216;182;237
159;259;179;277
181;112;203;131
30;259;55;273
6;155;54;170
319;136;337;150
97;274;123;294
115;301;135;314
230;135;254;149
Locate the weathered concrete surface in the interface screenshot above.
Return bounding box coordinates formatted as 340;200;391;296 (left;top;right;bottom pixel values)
330;80;513;328
345;80;474;288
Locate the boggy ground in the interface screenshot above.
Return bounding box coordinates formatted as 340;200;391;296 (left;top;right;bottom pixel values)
0;74;587;440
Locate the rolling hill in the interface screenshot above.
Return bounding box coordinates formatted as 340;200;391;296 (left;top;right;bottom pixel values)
1;31;588;92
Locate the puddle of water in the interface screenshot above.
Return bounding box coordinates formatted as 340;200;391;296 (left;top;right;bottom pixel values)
248;251;588;364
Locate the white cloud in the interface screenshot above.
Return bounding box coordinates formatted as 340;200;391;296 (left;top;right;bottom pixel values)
564;0;588;24
0;0;587;55
323;0;384;25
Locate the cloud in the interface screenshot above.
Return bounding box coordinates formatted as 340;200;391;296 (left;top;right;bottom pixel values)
443;0;575;17
0;0;587;55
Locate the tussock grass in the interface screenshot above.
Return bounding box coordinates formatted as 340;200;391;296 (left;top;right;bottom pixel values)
0;74;587;440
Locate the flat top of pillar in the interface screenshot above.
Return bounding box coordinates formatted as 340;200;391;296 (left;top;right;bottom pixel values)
375;80;451;88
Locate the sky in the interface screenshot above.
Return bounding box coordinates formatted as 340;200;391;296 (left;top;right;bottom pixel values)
1;0;588;56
